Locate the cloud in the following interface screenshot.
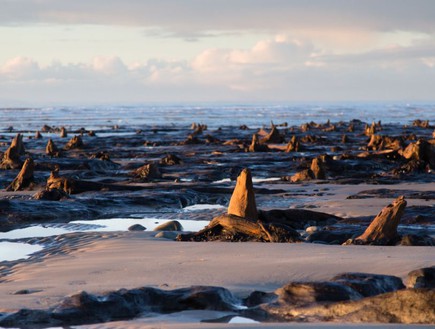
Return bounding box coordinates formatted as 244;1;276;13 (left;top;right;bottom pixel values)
2;0;435;35
1;32;434;105
0;56;40;79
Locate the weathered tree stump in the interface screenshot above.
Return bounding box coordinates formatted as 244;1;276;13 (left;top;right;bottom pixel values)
285;135;302;152
345;196;407;245
46;139;60;157
60;126;68;138
64;135;84;150
177;168;302;242
227;168;258;220
248;134;269;152
259;125;284;144
0;134;24;169
6;158;35;191
131;163;162;181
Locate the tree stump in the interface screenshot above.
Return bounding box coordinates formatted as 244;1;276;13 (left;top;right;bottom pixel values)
0;134;24;169
131;163;162;181
347;196;407;245
46;139;60;157
249;134;269;152
6;158;35;191
227;168;258;220
64;135;84;150
177;168;301;242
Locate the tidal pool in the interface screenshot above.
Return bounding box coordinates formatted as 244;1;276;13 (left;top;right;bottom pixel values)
0;242;43;262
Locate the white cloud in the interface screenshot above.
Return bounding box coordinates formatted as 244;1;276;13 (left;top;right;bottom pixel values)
0;56;40;79
1;32;435;105
91;56;127;76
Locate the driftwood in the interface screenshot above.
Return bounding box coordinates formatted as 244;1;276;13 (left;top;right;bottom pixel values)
345;196;407;245
6;158;35;191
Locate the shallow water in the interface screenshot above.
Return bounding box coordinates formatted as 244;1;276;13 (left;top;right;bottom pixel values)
0;241;43;261
1;103;434;132
0;216;211;261
0;218;210;241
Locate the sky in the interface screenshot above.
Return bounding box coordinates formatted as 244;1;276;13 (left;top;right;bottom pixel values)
1;0;435;106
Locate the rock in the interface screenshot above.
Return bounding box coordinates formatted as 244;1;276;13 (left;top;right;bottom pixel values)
348;196;407;245
33;188;69;201
405;267;435;288
243;291;277;307
0;133;24;169
331;273;405;297
131;163;162;181
128;224;146;231
266;288;435;324
227;168;258;220
258;209;340;230
154;220;183;231
155;231;178;240
248;134;269;152
275;281;362;307
305;226;319;234
307;230;357;244
6;158;35;191
46;138;60;157
64;135;84;150
399;234;435;246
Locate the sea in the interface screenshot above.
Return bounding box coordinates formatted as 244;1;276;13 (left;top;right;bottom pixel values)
1;102;434;131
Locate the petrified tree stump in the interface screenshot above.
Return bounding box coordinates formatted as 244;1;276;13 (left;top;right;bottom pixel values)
131;163;162;181
46;139;60;157
248;134;269;152
6;158;35;191
60;126;68;138
346;196;407;245
177;168;301;242
64;135;84;150
285;136;301;152
0;134;24;169
227;168;258;220
259;125;284;144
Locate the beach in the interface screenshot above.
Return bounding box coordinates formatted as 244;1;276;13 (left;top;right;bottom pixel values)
0;107;434;327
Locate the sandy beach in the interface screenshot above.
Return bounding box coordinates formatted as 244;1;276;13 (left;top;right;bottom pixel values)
1;116;434;327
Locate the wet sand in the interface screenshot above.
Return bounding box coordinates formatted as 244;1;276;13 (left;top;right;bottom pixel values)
0;119;434;327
